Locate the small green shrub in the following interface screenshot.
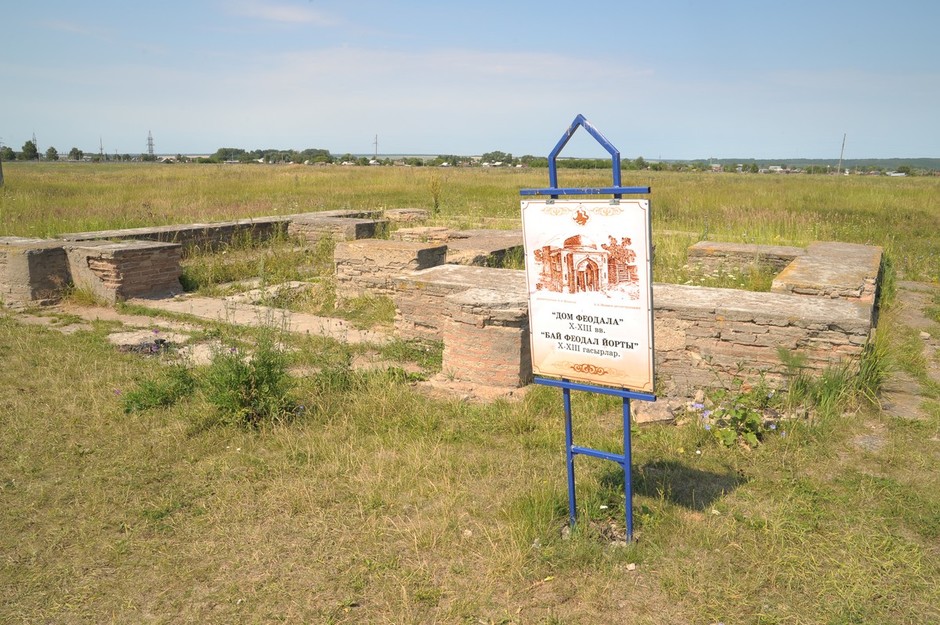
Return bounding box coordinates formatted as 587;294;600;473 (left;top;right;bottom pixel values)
202;329;298;428
699;379;777;448
122;365;196;413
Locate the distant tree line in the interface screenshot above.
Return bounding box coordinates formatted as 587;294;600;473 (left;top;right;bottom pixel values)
0;140;149;163
1;140;934;175
205;147;333;164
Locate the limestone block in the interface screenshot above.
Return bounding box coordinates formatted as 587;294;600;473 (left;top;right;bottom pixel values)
393;265;526;340
442;288;531;388
335;239;448;301
771;241;883;304
66;241;182;302
688;241;805;274
0;237;70;306
288;216;389;244
384;208;429;223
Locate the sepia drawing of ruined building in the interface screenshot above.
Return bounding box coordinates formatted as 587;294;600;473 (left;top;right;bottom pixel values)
532;234;639;294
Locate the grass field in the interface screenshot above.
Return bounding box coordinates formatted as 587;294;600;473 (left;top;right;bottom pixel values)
2;163;939;623
1;162;938;281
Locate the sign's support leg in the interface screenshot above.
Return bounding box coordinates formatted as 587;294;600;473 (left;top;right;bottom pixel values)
623;396;634;541
563;385;577;528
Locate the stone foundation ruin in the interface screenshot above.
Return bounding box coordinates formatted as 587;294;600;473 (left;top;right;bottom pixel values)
1;208;884;400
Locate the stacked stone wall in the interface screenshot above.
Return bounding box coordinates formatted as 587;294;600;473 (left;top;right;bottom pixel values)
771;242;882;304
59;217;289;251
687;241;805;274
441;288;532;387
335;240;447;301
66;241;182;302
0;237;71;306
393;265;527;341
653;284;872;395
288;217;388;243
384;208;429;223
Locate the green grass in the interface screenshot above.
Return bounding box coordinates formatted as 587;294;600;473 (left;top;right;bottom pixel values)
180;232;333;293
3;164;940;622
2;163;939;281
2;313;938;622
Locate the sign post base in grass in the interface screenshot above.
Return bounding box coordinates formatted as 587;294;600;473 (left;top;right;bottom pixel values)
535;377;655;539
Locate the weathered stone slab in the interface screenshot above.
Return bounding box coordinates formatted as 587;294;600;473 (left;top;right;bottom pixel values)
288;216;389;243
59;217;289;251
771;241;882;304
66;240;182;302
335;239;447;300
442;287;532;388
389;227;451;243
384;208;429;223
312;209;385;220
688;241;805;274
388;227;523;266
393;265;527;340
444;229;524;266
0;237;70;306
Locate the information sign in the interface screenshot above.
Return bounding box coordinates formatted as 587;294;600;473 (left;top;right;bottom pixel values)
521;198;654;392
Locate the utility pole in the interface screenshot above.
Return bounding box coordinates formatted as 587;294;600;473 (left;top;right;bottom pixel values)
837;133;846;176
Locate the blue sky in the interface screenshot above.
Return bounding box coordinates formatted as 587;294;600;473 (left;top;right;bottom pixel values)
3;1;938;159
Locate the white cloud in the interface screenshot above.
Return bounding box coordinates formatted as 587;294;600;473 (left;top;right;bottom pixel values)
40;19;110;40
225;1;337;25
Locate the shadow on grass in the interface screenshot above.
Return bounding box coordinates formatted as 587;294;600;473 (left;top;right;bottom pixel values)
601;460;747;511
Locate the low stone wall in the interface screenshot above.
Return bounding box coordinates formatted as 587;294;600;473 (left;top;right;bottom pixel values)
385;208;429;223
653;283;872;395
441;288;532;387
335;240;447;301
393;265;527;341
56;210;386;252
66;241;182;302
388;260;875;393
0;237;70;306
771;242;882;304
288;216;388;243
59;217;289;251
687;241;805;274
390;227;451;243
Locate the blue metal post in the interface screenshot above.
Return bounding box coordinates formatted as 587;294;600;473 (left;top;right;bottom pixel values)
563;384;577;528
623;396;634;539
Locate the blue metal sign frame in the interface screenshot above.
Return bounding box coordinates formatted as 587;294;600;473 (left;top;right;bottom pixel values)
520;114;656;541
519;113;651;199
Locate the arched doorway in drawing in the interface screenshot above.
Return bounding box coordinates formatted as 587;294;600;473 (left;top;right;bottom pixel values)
575;258;600;293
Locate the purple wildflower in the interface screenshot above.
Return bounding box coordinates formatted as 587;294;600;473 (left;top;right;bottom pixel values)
692;402;705;410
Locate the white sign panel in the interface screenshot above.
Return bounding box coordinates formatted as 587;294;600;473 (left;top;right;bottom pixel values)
521;199;655;391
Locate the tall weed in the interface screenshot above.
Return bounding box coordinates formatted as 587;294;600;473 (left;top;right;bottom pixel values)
202;328;298;428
